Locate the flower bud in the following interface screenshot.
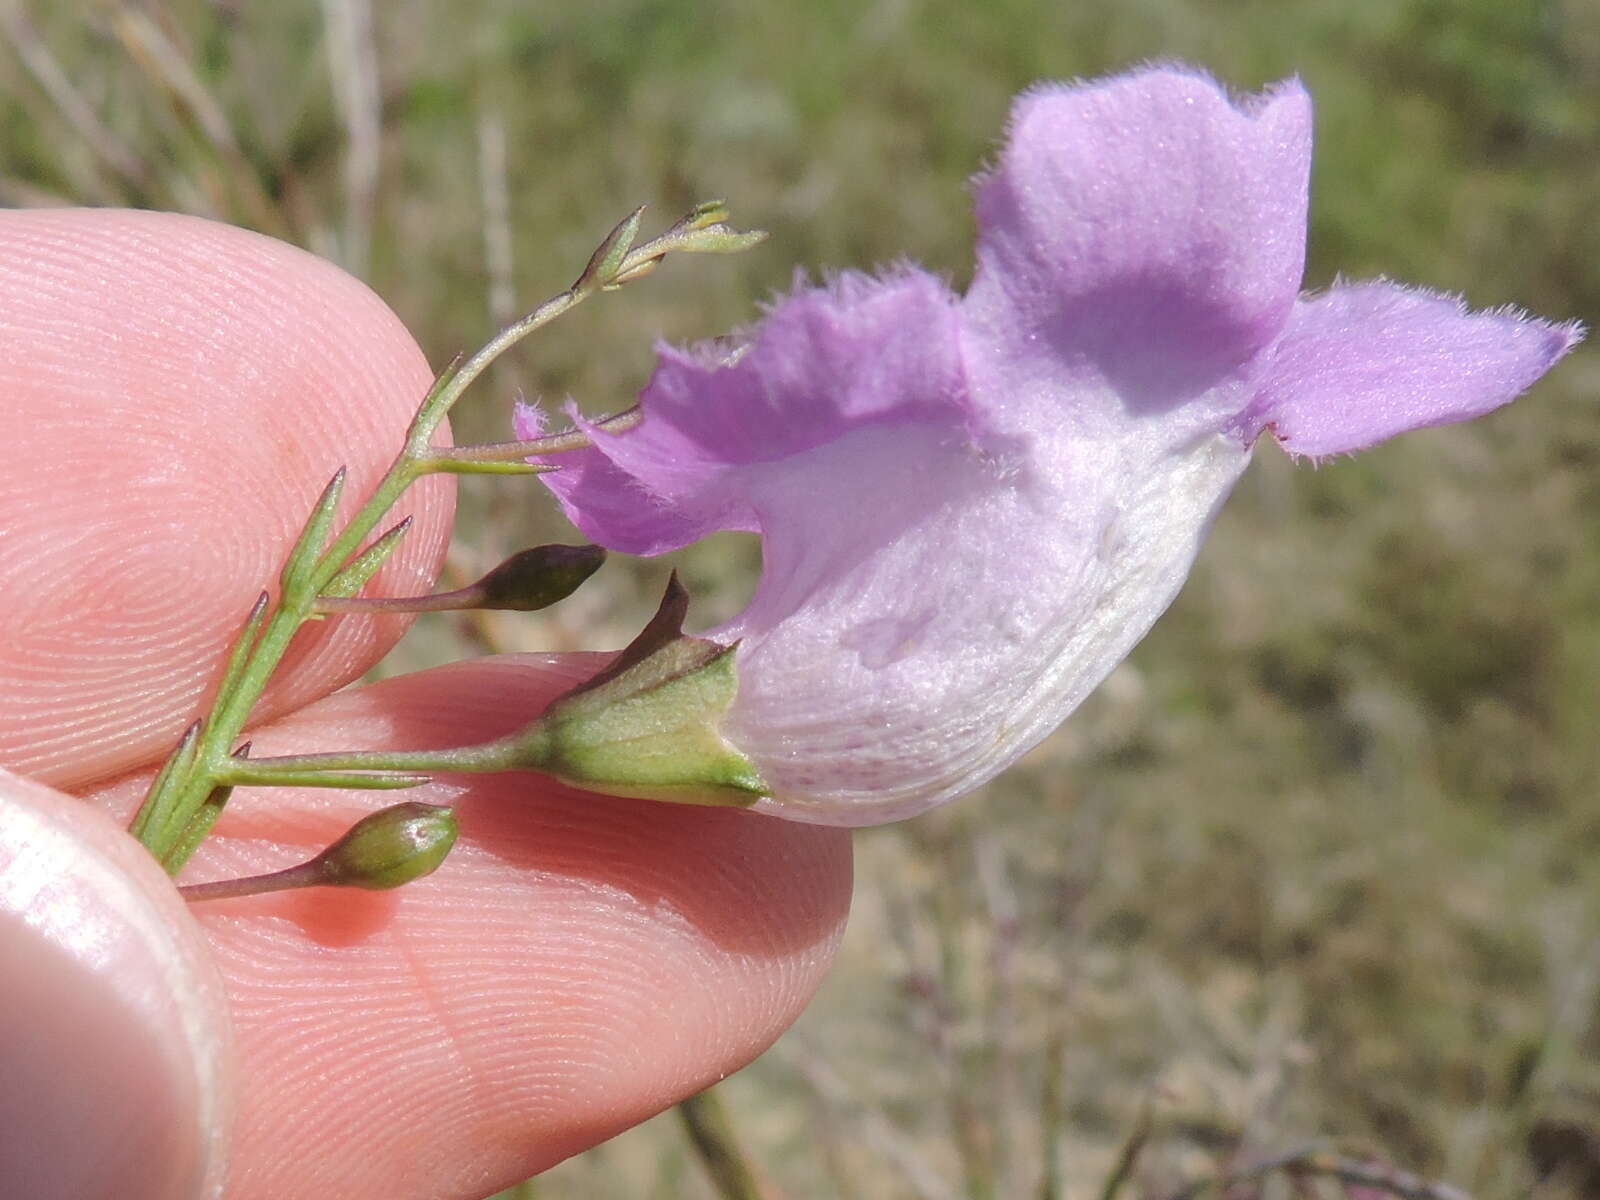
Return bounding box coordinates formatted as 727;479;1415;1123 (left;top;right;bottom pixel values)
313;802;459;890
475;543;606;611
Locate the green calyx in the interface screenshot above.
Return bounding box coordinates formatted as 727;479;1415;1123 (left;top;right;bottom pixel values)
510;574;770;806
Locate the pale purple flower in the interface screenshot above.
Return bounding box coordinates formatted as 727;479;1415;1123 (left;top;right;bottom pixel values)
520;66;1581;825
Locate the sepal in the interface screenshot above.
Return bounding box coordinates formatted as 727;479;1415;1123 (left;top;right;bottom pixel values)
510;575;769;806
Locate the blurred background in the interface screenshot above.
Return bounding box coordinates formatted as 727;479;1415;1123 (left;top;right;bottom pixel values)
4;1;1599;1196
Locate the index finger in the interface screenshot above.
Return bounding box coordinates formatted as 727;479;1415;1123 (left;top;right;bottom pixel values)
0;208;455;790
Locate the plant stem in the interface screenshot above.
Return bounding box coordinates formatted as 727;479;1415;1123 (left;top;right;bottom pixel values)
675;1087;770;1200
178;861;324;903
1097;1095;1154;1200
315;590;484;615
435;406;643;463
220;740;521;782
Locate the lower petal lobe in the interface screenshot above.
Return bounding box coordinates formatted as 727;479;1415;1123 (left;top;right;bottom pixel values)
1242;281;1583;456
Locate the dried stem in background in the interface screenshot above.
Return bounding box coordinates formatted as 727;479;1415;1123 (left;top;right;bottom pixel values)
1164;1144;1474;1200
1096;1092;1154;1200
0;1;150;197
477;106;517;329
320;0;380;277
780;1040;958;1200
111;6;285;236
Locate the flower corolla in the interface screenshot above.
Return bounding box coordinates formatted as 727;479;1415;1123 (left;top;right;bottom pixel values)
521;67;1581;825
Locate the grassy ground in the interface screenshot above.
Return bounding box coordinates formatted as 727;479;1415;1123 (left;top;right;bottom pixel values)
5;2;1599;1195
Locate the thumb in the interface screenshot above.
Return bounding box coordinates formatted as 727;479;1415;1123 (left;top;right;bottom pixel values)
0;767;232;1199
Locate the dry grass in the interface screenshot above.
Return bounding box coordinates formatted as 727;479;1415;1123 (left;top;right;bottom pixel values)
4;2;1599;1195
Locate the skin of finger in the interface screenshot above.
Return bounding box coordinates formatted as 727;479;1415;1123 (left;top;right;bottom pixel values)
87;653;854;1200
0;766;232;1200
0;208;454;791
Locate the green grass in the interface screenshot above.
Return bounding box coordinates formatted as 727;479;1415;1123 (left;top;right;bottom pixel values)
4;1;1599;1195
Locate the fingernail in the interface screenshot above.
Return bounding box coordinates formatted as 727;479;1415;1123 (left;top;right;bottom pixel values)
0;769;232;1199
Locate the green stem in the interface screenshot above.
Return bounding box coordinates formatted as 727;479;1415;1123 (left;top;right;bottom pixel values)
436;406;643;463
222;737;523;782
132;315;559;869
675;1088;770;1200
316;590;486;615
134;406;459;869
402;288;587;458
178;860;324;903
218;766;436;789
161;776;240;873
305;458;424;598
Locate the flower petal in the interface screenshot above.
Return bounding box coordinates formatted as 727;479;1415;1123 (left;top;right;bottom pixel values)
964;68;1312;429
526;269;971;556
1242;281;1583;456
516;399;717;557
725;420;1249;824
538;267;1253;822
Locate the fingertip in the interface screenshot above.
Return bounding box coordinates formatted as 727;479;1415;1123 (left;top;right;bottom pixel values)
0;766;233;1200
217;787;851;1195
0;209;454;789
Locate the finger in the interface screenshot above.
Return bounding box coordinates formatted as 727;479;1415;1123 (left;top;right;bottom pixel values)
87;653;853;1200
0;766;232;1200
0;208;454;791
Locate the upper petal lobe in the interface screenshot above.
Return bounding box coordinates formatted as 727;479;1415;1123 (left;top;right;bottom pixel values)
527;269;970;556
963;68;1313;430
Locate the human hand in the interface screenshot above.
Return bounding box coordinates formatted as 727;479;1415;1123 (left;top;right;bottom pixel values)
0;209;852;1200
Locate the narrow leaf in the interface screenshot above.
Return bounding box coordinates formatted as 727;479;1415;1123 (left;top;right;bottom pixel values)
575;205;646;291
320;516;413;600
279;466;347;593
423;458;560;476
211;591;271;708
130;718;203;842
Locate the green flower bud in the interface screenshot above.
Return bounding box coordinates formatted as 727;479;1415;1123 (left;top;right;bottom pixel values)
507;574;769;806
314;802;459;890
